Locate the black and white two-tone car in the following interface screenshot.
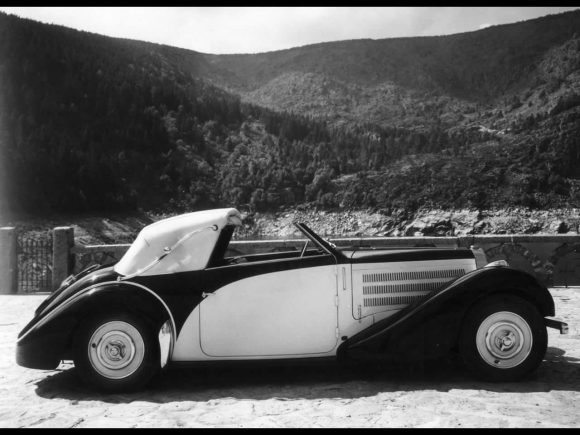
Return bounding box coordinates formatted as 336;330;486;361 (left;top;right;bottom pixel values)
16;208;568;391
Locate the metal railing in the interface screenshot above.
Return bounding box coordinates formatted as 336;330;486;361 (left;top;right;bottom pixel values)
17;232;52;293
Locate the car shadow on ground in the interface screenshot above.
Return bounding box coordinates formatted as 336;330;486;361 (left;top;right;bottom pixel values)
33;346;580;404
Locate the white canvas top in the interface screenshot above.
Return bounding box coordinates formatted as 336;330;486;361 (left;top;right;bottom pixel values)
114;208;242;277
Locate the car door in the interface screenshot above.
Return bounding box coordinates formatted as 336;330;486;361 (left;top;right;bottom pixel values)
199;254;339;358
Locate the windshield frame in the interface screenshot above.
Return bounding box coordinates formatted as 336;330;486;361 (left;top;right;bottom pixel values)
293;222;346;260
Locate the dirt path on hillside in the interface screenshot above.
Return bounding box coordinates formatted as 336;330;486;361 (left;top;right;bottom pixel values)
1;290;580;428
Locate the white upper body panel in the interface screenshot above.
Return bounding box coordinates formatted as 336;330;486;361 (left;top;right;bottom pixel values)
114;208;242;277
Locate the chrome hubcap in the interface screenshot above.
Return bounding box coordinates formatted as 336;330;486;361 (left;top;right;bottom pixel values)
88;321;145;379
96;332;134;370
476;311;532;369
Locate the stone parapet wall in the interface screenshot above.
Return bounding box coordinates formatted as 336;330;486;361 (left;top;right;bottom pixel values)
70;234;580;288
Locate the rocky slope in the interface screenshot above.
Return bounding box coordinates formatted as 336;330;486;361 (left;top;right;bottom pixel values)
237;207;580;239
6;208;579;246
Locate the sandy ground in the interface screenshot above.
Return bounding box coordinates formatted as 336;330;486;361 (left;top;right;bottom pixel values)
0;289;579;428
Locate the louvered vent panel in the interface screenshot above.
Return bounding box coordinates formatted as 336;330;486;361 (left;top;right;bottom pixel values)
363;281;443;295
364;295;428;307
355;267;467;314
362;268;466;283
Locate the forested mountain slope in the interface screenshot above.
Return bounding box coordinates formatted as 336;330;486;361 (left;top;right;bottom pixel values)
1;10;579;218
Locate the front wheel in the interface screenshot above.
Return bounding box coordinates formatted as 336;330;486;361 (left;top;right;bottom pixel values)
459;294;547;382
74;312;160;392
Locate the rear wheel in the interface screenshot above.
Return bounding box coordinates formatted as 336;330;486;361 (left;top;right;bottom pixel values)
74;312;160;392
459;294;547;382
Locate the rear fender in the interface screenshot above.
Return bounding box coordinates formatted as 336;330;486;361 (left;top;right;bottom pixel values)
18;281;176;364
342;267;554;360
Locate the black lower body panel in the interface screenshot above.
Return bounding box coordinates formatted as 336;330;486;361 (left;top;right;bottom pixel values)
16;338;61;370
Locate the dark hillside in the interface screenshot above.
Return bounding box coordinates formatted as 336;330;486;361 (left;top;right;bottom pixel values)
0;13;244;213
1;10;580;219
206;10;580;100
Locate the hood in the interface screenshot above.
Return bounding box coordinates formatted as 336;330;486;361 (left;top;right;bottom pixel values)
347;247;475;263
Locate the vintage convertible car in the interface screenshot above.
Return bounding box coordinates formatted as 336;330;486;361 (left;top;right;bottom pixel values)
16;208;568;391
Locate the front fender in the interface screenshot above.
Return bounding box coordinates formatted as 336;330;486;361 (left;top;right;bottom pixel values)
340;266;554;361
16;282;175;370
